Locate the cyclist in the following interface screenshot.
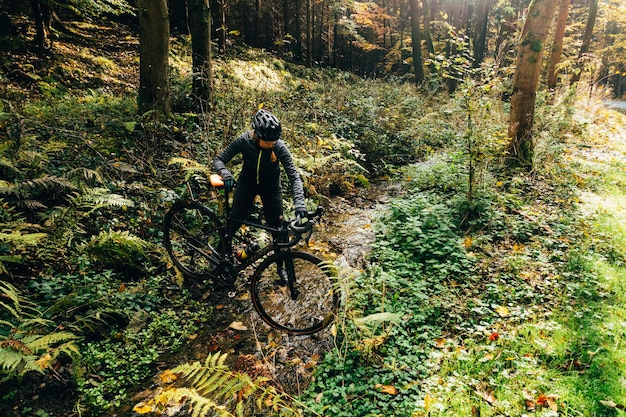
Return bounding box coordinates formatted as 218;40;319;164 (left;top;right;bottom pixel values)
213;108;308;250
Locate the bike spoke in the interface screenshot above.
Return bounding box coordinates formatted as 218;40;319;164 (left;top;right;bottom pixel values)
251;252;338;335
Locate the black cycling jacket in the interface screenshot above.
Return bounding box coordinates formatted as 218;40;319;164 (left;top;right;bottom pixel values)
213;130;306;212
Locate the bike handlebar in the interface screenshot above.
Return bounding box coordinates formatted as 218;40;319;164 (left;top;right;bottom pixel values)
289;206;324;234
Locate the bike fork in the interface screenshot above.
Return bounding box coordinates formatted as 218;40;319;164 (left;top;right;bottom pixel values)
283;254;299;300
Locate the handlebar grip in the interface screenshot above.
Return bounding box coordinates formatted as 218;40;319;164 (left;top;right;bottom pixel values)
288;206;323;234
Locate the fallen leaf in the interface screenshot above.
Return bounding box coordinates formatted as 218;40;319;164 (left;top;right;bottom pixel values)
537;394;560;411
476;385;496;404
495;306;509;317
132;402;154;414
434;338;446;348
375;384;399;395
159;369;179;384
600;400;626;410
229;321;248;331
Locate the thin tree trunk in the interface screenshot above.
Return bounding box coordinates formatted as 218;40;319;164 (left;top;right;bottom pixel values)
30;0;51;49
306;0;313;66
473;0;492;68
423;0;434;55
188;0;213;108
409;0;424;84
507;0;559;168
138;0;170;115
570;0;598;84
547;0;570;88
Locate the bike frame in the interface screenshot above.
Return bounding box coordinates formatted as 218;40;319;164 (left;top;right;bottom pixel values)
186;177;314;282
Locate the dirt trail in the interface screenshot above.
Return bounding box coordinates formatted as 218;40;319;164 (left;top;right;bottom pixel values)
111;181;400;416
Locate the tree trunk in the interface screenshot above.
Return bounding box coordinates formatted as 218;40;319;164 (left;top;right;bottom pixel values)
30;0;51;49
506;0;559;168
570;0;598;84
472;0;492;68
295;0;303;61
306;0;313;66
217;0;226;53
423;0;434;55
547;0;570;88
169;0;188;35
138;0;171;115
409;0;424;84
188;0;213;109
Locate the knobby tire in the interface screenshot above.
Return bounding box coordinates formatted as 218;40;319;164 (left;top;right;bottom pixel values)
250;251;338;335
163;201;222;281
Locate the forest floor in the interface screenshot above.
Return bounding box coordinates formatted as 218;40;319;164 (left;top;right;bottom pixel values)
3;13;626;417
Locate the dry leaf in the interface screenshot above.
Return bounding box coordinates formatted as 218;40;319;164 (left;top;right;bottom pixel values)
132;402;154;414
375;384;399;395
434;338;446;348
476;385;496;404
600;400;626;410
159;369;179;384
229;321;248;331
495;305;509;317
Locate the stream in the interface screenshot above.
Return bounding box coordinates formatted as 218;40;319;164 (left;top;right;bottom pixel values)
112;180;403;416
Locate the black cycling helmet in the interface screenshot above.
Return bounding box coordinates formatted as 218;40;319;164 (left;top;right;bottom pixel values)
251;109;281;141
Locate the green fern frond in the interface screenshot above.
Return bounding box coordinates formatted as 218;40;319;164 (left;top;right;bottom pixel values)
81;230;150;270
0;348;42;374
65;167;104;184
70;187;135;213
169;353;296;417
102;160;139;174
168;157;213;179
20;332;81;353
0;231;47;246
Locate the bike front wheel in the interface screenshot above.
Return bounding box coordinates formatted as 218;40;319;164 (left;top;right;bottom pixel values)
250;251;338;335
163;200;223;281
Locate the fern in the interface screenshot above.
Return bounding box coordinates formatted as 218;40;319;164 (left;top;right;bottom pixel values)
0;281;81;381
168;157;213;179
69;187;135;213
81;230;150;271
161;352;298;417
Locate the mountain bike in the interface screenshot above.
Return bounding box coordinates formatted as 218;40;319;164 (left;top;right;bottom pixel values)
163;174;338;335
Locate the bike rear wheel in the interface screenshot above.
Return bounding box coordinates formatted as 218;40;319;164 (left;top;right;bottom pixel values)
250;251;338;335
163;201;223;281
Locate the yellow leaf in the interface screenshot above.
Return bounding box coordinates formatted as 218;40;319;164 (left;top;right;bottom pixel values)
132;402;154;414
375;384;399;395
229;321;248;331
463;236;473;248
434;338;446;349
424;393;434;411
159;369;179;384
495;305;509;317
35;353;52;369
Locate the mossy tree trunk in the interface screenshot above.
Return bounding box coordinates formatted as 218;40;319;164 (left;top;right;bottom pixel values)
138;0;170;115
506;0;559;169
189;0;213;109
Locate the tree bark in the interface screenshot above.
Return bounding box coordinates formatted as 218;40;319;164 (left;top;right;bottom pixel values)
30;0;51;49
168;0;188;35
473;0;492;68
138;0;171;115
409;0;424;84
570;0;598;84
188;0;213;108
547;0;570;88
507;0;559;168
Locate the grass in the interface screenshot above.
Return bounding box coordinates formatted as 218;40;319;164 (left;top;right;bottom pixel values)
303;101;626;416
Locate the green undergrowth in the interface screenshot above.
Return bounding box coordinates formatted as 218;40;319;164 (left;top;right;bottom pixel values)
302;101;626;416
